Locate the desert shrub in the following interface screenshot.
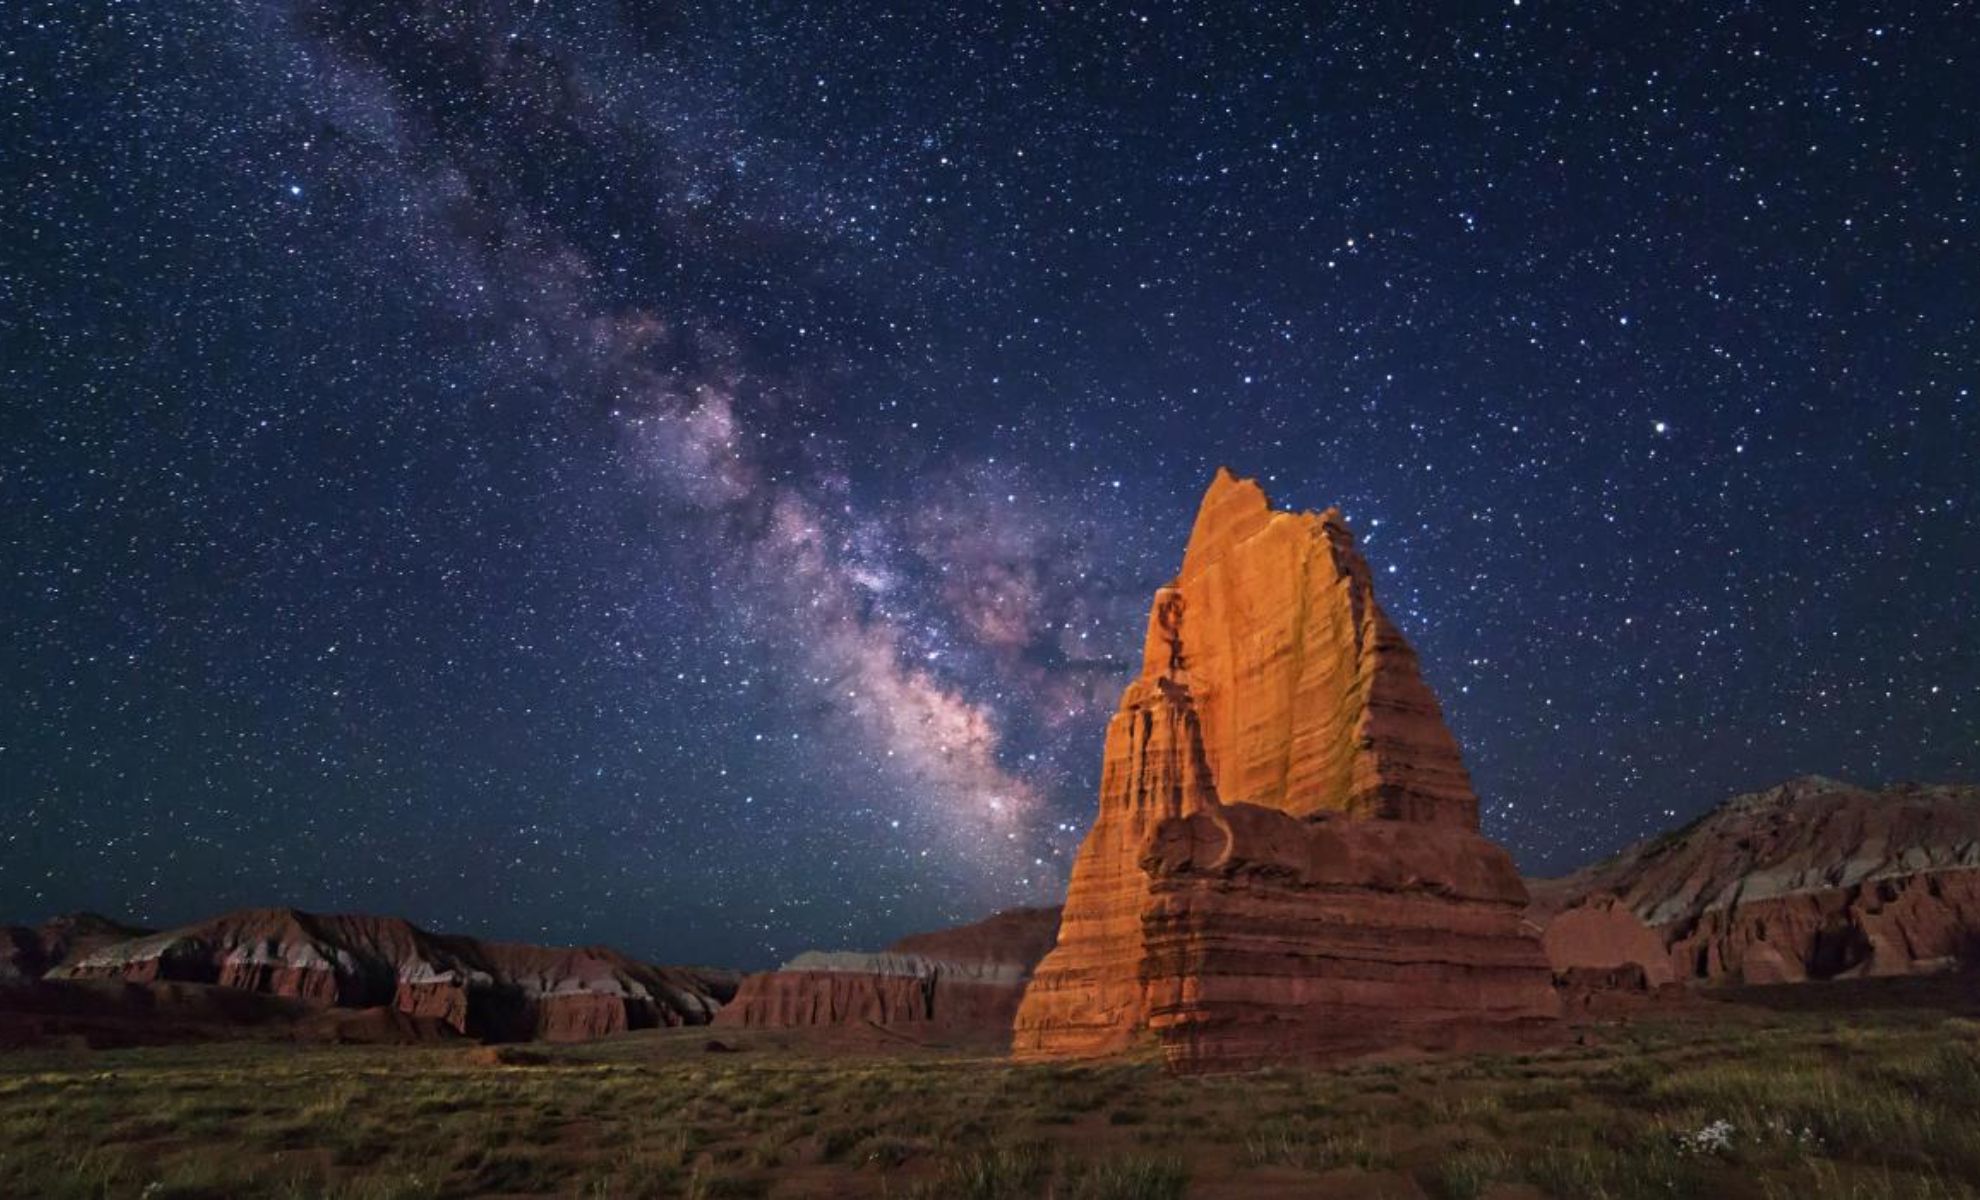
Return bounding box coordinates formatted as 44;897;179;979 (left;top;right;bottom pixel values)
905;1141;1050;1200
819;1120;880;1162
1521;1137;1709;1200
680;1164;770;1200
0;1146;133;1200
852;1132;931;1168
1591;1058;1662;1103
1427;1147;1512;1200
1923;1044;1980;1105
130;1153;268;1200
1759;1161;1979;1200
1243;1123;1394;1172
652;1124;707;1170
329;1126;396;1167
1503;1080;1575;1112
1650;1058;1833;1112
1653;1057;1980;1179
466;1147;561;1193
1062;1153;1189;1200
1424;1091;1505;1127
577;1149;681;1200
319;1174;445;1200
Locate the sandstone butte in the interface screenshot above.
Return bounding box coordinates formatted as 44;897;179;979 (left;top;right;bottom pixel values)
1012;468;1560;1071
1530;776;1980;986
43;907;739;1042
714;906;1060;1039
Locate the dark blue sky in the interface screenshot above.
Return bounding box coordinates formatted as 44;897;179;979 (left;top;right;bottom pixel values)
5;1;1974;968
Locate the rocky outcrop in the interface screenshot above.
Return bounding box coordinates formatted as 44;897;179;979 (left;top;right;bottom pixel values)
48;907;737;1042
1531;777;1980;986
1012;469;1560;1071
1537;893;1674;987
478;941;737;1041
1;914;148;982
714;906;1060;1038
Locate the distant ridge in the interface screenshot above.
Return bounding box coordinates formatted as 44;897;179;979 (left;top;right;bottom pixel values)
3;905;737;1047
1530;777;1980;985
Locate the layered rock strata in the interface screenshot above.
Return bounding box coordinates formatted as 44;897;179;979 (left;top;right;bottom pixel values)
1530;777;1980;985
1013;469;1560;1070
714;906;1060;1037
49;907;737;1042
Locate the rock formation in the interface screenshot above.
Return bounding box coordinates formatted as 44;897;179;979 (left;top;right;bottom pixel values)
1012;469;1560;1070
44;907;737;1042
1534;892;1677;1014
715;906;1060;1039
1;913;148;982
1530;776;1980;985
1536;892;1674;988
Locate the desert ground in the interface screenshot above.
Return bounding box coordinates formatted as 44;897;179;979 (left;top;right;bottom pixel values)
5;980;1977;1200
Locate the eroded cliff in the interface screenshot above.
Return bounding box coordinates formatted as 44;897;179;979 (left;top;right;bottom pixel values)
1012;469;1559;1070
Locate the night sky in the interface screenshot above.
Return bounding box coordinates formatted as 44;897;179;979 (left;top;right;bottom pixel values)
5;2;1975;969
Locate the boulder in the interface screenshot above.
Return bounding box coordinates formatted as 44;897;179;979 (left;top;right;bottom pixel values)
1539;893;1675;987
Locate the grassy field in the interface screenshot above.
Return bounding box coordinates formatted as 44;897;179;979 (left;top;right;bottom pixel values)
3;992;1979;1199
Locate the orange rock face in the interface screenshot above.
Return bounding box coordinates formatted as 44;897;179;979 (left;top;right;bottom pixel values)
1153;472;1478;825
1531;777;1980;986
1012;469;1560;1070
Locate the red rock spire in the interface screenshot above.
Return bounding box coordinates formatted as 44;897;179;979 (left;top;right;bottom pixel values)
1013;470;1559;1070
1154;466;1478;825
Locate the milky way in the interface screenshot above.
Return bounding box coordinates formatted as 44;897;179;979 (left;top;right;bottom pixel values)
4;2;1975;967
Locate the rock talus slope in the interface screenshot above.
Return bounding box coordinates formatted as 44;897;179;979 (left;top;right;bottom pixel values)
1531;776;1980;985
1013;469;1559;1070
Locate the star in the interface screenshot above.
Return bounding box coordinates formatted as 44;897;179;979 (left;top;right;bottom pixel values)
3;0;1970;966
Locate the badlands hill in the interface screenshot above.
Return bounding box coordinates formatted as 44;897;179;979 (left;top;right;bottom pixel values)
714;905;1061;1040
1;906;737;1047
1532;776;1980;985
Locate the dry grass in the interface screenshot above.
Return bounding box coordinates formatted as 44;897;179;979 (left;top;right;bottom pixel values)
1;996;1977;1198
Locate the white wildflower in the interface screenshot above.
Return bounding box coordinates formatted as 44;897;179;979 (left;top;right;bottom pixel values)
1675;1118;1738;1157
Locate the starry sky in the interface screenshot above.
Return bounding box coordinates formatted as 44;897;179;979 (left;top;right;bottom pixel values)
4;1;1975;969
